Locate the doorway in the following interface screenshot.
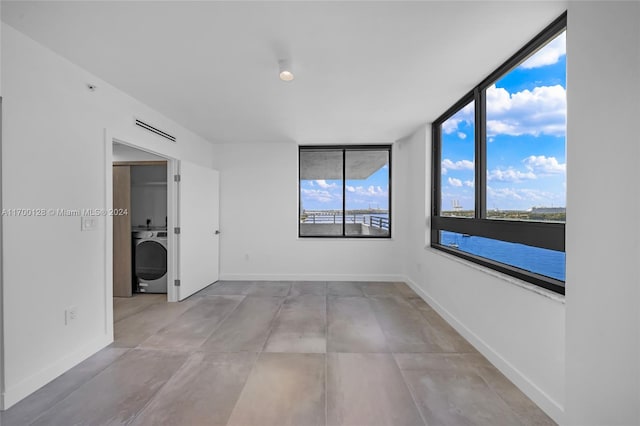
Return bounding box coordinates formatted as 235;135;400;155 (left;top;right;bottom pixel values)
108;138;221;304
106;136;221;340
114;161;168;295
111;141;178;306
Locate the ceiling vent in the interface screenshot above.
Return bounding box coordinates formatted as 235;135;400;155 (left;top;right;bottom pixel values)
134;118;176;143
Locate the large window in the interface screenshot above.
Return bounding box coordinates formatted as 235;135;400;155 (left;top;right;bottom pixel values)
432;13;566;294
299;145;391;238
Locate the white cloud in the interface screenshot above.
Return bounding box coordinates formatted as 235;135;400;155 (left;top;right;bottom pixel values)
442;158;474;175
486;84;566;137
303;183;389;209
368;185;385;196
487;186;524;200
487;186;564;210
300;188;336;203
464;180;474;187
523;155;566;175
485;156;564;185
315;179;336;189
519;32;566;69
457;132;467;140
448;177;463;187
442;102;474;134
349;185;387;198
518;188;558;202
487;168;537;182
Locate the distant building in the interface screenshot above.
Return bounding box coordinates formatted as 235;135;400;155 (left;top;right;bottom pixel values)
530;207;566;214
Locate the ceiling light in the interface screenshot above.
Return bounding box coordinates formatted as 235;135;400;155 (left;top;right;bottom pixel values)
279;59;294;82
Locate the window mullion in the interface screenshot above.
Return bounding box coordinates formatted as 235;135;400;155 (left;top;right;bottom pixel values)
342;149;346;237
432;125;441;244
474;88;487;219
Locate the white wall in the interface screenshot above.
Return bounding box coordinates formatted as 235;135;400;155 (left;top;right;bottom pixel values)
0;23;214;409
130;165;168;229
112;142;166;162
564;2;640;425
0;0;4;411
212;142;404;281
395;125;566;422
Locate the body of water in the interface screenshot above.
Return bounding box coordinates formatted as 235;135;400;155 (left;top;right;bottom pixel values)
440;231;565;281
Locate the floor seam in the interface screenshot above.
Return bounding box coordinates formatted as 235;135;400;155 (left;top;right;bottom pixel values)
325;288;329;426
113;297;165;324
193;295;247;351
124;352;192;425
256;295;287;353
25;348;133;426
471;365;530;426
222;351;262;426
391;351;429;426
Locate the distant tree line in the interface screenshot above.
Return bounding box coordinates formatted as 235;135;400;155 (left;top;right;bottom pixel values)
442;210;566;222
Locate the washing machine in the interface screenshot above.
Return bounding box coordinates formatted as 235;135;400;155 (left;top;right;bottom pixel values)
133;230;168;293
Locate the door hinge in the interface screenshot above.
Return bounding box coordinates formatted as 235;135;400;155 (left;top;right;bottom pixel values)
174;279;181;287
174;174;181;182
174;227;181;234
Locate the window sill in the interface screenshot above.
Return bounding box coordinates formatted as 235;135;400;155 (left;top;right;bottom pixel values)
298;236;395;242
424;245;565;304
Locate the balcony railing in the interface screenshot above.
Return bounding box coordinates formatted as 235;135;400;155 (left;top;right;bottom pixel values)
301;213;389;230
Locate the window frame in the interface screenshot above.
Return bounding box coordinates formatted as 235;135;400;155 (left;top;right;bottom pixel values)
431;12;567;294
299;144;392;239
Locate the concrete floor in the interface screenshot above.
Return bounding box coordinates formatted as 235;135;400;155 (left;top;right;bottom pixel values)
1;281;555;426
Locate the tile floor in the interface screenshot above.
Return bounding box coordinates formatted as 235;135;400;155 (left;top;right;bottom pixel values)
1;281;556;426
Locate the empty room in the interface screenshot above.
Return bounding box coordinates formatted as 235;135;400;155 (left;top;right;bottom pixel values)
0;1;638;425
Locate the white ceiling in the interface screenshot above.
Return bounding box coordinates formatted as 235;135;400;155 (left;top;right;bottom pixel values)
2;1;567;145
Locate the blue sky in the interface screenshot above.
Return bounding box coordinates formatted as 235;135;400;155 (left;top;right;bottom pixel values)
301;164;389;211
441;31;566;212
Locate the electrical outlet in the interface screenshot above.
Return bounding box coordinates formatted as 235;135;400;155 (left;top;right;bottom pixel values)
81;216;97;231
65;306;78;325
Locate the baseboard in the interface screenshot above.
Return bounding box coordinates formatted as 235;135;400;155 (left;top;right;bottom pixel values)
402;275;564;424
0;335;112;410
219;273;406;282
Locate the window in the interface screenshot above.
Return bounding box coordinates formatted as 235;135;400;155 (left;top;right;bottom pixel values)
440;100;475;218
299;145;391;238
432;13;566;294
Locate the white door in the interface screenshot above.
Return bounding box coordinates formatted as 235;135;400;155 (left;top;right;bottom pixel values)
177;160;220;300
